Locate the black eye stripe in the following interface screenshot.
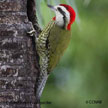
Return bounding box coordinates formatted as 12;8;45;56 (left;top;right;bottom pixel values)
57;7;65;15
57;7;66;29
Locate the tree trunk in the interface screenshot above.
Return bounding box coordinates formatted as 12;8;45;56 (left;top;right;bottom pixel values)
0;0;40;108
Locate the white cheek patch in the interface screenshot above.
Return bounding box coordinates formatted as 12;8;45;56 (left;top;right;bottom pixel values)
54;6;70;28
55;11;64;27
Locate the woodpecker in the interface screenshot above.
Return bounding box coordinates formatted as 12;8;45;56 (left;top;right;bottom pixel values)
30;4;76;100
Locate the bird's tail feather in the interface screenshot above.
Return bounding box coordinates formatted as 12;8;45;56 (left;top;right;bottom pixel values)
35;72;49;100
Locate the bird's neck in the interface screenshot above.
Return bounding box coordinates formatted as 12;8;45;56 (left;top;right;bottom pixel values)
53;16;69;30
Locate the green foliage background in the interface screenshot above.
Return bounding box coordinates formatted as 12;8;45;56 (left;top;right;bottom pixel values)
36;0;108;108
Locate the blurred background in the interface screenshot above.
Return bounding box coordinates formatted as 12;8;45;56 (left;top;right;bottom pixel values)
36;0;108;108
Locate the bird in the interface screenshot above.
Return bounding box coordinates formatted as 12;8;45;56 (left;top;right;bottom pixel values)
29;4;76;100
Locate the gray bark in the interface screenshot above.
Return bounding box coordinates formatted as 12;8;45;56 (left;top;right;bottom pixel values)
0;0;40;108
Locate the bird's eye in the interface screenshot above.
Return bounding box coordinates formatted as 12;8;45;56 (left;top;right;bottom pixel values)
57;7;62;11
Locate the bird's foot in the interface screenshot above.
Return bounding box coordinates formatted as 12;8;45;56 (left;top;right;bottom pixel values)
27;28;36;37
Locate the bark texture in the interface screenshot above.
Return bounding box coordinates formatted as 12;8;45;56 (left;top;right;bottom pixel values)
0;0;40;108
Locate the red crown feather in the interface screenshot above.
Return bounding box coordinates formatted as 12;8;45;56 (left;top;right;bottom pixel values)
60;4;76;30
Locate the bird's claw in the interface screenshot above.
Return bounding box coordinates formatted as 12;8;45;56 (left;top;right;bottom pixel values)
27;29;36;37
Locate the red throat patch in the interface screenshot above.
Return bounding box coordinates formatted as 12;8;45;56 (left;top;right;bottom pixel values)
53;17;56;21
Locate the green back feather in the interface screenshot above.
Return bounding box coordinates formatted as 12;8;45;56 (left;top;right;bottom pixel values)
37;20;71;73
48;22;71;72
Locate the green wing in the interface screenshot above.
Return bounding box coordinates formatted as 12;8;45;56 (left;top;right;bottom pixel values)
47;22;71;72
36;20;55;73
37;20;71;73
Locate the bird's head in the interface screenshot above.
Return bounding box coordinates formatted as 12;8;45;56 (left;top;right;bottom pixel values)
47;4;76;30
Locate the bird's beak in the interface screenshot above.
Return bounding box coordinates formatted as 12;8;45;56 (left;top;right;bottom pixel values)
47;4;56;11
